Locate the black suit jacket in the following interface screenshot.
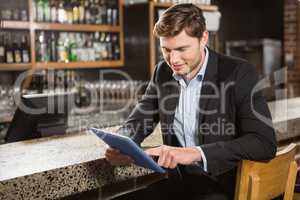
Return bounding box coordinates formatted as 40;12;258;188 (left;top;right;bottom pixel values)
118;49;277;194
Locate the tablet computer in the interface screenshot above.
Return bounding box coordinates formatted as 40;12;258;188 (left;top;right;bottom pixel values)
90;128;166;173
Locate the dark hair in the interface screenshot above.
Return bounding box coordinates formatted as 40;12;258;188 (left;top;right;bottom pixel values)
153;3;206;38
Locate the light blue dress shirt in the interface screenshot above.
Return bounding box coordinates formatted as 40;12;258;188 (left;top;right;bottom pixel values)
172;47;209;172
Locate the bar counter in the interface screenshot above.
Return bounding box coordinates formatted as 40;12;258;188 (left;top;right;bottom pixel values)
1;97;300;199
0;127;165;200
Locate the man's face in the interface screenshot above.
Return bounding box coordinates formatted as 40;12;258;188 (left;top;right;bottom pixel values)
160;30;208;80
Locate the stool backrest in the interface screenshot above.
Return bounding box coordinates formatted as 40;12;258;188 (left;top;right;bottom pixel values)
234;143;297;200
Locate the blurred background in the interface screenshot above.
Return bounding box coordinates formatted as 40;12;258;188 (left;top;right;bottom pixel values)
0;0;294;144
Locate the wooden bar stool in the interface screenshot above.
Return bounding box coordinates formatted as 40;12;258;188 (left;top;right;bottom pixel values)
234;143;297;200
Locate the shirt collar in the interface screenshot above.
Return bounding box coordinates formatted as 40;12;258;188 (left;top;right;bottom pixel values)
173;47;209;83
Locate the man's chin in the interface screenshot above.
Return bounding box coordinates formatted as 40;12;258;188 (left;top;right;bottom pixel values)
172;70;185;75
174;71;190;78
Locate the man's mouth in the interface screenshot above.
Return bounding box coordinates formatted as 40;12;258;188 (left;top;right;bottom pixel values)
172;64;184;71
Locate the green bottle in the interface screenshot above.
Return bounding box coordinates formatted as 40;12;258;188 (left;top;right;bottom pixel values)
68;33;77;62
37;0;44;22
44;0;51;22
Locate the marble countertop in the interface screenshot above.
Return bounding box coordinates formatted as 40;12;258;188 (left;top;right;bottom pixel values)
0;131;108;182
268;97;300;141
0;127;163;200
269;97;300;123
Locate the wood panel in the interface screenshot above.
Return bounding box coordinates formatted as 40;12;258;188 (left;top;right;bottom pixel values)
33;23;121;32
35;60;124;69
0;64;31;71
153;2;218;12
0;20;30;29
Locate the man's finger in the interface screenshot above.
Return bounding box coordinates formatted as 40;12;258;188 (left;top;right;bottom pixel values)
106;151;132;161
158;147;168;166
145;147;161;156
169;159;178;169
105;151;119;158
106;155;134;165
164;153;173;168
106;147;120;154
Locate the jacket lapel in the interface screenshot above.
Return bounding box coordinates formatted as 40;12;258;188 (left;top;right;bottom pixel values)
159;66;180;145
198;49;219;143
162;78;180;127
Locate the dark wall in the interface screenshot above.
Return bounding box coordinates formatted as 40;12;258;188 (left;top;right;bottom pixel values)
214;0;283;51
122;3;151;81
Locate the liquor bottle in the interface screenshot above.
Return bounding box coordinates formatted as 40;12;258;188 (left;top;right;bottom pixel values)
21;9;28;21
100;0;107;24
58;1;67;23
68;33;77;62
65;0;73;24
86;34;94;61
112;33;120;60
21;36;30;63
5;34;14;63
82;34;88;61
36;0;44;22
93;32;101;60
100;32;107;60
72;0;80;24
50;32;57;61
78;33;83;61
57;32;68;62
57;33;64;62
94;0;102;24
0;34;5;63
37;31;49;62
84;0;91;24
12;8;20;20
50;0;58;23
44;0;51;22
32;0;37;21
112;0;118;25
89;0;98;24
13;35;22;63
105;33;112;60
74;33;83;61
78;0;85;24
106;0;118;25
106;3;112;25
64;33;70;63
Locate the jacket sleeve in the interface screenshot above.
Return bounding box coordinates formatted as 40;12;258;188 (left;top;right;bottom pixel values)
117;65;160;145
200;63;277;177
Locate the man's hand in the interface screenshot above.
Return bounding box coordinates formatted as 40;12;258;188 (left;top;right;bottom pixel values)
145;145;202;169
105;147;134;166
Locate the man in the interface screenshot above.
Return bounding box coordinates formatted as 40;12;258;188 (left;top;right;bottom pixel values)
105;3;276;200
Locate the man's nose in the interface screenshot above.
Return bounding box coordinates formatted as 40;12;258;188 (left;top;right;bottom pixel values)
170;51;180;64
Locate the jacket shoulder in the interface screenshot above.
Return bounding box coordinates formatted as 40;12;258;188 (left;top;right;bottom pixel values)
216;52;256;81
152;61;173;83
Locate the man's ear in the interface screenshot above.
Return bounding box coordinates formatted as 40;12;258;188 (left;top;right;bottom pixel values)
200;30;209;47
